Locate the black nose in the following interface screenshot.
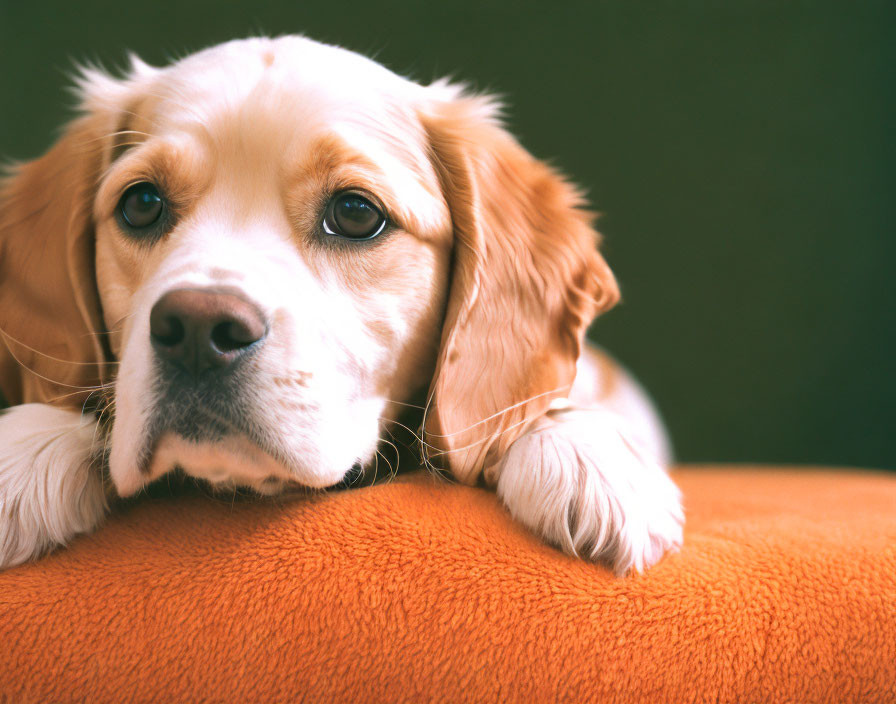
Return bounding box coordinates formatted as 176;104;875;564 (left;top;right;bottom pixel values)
149;288;268;375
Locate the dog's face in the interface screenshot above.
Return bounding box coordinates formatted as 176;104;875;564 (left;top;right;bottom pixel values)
1;36;619;497
92;40;453;493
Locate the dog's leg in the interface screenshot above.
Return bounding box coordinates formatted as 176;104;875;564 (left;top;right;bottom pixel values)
0;404;107;569
495;348;683;575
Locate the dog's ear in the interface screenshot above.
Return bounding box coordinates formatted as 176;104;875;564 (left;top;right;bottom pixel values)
419;86;620;484
0;84;123;408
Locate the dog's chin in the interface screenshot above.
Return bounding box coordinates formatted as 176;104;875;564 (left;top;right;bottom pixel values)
112;433;349;497
148;433;294;492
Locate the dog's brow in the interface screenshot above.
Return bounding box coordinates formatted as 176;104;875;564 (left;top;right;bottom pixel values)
300;134;382;177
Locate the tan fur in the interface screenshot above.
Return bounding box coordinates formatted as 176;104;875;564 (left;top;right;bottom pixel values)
0;116;113;407
420;96;619;483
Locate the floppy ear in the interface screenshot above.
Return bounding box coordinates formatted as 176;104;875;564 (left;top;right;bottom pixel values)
0;113;112;408
420;87;620;484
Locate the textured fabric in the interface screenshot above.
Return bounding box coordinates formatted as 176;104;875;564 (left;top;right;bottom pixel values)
1;466;894;703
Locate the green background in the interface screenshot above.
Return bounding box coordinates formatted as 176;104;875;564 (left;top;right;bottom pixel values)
1;1;893;469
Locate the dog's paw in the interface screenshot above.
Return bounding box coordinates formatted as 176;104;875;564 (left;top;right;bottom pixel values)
496;406;683;575
0;405;107;569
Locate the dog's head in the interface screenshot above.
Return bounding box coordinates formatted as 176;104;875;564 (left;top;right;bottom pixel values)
0;36;618;495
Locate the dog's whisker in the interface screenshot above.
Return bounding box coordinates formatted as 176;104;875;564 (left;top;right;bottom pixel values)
377;435;400;479
422;384;572;441
422;413;546;460
370;450;379;485
377;421;445;472
83;311;136;340
413;385;578;469
0;326;115;368
2;347;110;391
376;447;396;483
43;382;116;406
378;417;432;449
380;398;427;411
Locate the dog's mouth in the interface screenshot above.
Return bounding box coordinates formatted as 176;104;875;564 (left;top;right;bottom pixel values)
110;357;383;497
135;365;300;491
144;432;298;494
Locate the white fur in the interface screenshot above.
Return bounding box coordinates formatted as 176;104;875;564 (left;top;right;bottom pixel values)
495;352;684;575
497;404;683;575
0;405;106;569
569;350;673;468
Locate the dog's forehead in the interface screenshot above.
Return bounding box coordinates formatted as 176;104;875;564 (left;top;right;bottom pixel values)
144;37;425;138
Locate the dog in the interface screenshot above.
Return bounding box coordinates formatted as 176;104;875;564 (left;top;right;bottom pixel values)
0;36;683;574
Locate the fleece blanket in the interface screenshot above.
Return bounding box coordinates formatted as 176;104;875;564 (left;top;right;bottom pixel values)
1;466;894;703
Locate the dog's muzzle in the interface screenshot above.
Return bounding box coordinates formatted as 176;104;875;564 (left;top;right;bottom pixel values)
140;286;274;461
136;286;358;491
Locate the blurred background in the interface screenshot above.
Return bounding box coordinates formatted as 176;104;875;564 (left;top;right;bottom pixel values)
1;1;893;469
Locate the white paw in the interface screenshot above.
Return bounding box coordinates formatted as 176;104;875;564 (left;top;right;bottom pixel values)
0;405;107;569
496;407;683;575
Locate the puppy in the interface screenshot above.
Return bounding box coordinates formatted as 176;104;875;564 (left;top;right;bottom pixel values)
0;36;683;573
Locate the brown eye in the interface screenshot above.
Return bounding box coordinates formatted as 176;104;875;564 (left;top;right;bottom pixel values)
119;182;164;230
323;192;386;240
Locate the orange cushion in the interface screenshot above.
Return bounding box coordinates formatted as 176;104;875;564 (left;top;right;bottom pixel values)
2;466;895;702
